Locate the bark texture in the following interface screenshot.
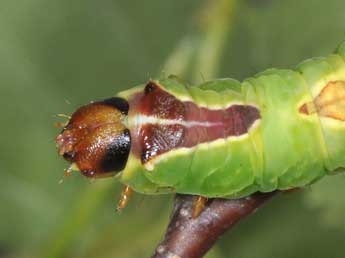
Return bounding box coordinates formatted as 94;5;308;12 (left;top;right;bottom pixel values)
151;192;277;258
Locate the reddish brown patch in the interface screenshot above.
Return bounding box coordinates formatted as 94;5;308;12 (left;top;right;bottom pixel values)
130;82;261;164
56;98;131;177
182;104;260;146
140;124;185;163
299;103;309;115
136;81;185;120
299;80;345;120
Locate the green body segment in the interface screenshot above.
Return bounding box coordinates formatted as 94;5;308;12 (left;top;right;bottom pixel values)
118;42;345;198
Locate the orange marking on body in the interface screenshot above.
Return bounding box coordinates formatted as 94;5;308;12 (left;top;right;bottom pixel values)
117;185;134;212
192;196;208;218
299;80;345;121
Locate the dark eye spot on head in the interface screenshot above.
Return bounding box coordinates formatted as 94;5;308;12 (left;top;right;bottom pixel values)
100;97;129;115
144;81;157;94
101;129;131;173
63;152;75;161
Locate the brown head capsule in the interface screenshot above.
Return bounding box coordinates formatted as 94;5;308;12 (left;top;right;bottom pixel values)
56;97;131;178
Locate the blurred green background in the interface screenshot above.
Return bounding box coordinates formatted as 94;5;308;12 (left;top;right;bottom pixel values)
1;0;345;258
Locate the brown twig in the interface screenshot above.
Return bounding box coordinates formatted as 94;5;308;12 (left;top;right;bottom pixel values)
151;192;277;258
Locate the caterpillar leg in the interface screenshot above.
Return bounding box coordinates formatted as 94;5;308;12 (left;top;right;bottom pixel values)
117;185;133;212
192;196;208;218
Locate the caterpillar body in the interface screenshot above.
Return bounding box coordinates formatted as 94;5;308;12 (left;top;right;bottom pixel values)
56;42;345;199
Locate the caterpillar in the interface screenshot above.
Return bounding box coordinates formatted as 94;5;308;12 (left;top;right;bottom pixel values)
56;41;345;214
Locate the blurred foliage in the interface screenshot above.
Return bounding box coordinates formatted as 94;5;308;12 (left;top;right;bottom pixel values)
0;0;345;258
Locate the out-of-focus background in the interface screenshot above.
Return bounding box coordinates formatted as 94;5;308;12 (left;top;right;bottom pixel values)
1;0;345;257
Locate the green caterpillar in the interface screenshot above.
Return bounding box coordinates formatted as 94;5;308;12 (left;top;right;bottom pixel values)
56;41;345;200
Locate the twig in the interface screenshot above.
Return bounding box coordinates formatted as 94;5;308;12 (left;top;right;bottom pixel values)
151;192;277;258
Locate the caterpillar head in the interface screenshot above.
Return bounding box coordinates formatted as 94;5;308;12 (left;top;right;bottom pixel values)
56;97;131;178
